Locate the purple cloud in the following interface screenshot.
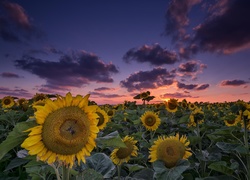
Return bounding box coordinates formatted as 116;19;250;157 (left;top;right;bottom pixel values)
94;87;115;91
89;91;125;98
120;67;175;92
123;44;178;66
160;92;193;99
0;87;32;98
0;72;23;78
177;81;209;90
165;0;201;40
193;0;250;54
14;50;119;91
0;1;44;43
220;79;248;86
177;60;207;79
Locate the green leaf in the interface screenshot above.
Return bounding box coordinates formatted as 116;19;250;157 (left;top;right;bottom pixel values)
153;159;190;180
132;168;154;180
216;142;240;153
4;157;29;171
96;131;126;148
0;121;37;160
124;163;144;173
208;161;234;175
178;114;190;124
83;153;115;178
188;136;202;146
77;168;103;180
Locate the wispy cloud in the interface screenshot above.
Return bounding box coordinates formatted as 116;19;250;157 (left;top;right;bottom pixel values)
0;87;32;98
120;67;175;92
123;44;178;66
0;72;23;78
177;60;207;79
177;81;209;90
0;1;44;43
160;92;193;99
220;79;248;86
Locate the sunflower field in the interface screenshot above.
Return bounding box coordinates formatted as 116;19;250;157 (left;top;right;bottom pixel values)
0;92;249;180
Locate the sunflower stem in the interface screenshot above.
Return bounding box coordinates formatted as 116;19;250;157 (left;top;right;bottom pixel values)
197;122;205;177
117;164;121;180
62;165;70;180
243;116;250;180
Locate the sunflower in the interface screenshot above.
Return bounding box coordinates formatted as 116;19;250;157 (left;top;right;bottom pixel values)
106;109;115;117
140;111;161;131
32;93;47;102
223;113;239;127
1;96;15;108
188;103;196;111
96;107;110;130
140;91;150;99
149;133;192;168
165;99;178;113
181;99;188;109
21;92;99;168
188;107;204;127
110;136;138;165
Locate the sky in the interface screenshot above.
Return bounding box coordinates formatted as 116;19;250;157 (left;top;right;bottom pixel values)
0;0;250;105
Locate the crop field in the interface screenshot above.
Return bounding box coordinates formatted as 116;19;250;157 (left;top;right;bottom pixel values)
0;92;249;180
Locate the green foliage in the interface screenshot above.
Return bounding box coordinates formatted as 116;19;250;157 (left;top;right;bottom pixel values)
0;120;37;160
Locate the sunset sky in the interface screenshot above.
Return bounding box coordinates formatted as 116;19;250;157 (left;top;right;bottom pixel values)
0;0;250;104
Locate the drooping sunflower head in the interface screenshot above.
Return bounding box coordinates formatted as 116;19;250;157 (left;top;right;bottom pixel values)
32;93;47;102
223;113;239;127
149;133;192;168
21;92;99;168
165;99;178;113
110;136;138;165
140;111;161;131
191;107;204;122
181;99;188;109
140;91;150;99
1;96;15;108
96;107;110;130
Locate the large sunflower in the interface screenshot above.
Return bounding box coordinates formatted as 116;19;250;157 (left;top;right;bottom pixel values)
140;111;161;131
96;107;110;130
165;99;178;113
110;136;138;165
149;133;192;168
1;96;15;108
21;92;99;168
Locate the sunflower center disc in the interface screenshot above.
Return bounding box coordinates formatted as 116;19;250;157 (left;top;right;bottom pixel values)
42;106;90;155
146;116;156;126
158;140;186;168
96;112;104;126
168;102;177;110
116;142;134;159
4;99;11;105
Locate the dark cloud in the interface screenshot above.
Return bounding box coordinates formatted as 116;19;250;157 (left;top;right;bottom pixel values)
193;0;250;54
123;44;178;66
0;72;23;78
120;67;175;92
160;92;192;99
177;81;209;90
94;87;115;91
0;87;32;98
0;1;44;43
196;83;210;90
177;60;207;79
220;79;248;86
14;50;119;91
165;0;201;40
